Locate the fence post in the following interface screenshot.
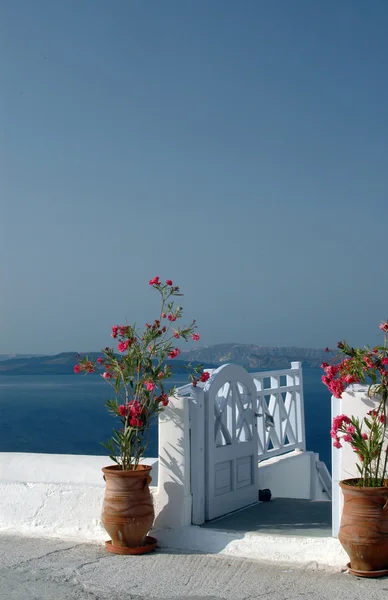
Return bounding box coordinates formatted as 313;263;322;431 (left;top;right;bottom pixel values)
155;393;192;529
190;386;205;525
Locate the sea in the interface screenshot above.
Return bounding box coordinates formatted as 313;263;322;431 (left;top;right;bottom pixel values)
0;368;332;470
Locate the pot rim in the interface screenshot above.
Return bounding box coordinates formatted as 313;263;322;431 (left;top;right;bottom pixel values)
340;478;388;491
102;464;153;476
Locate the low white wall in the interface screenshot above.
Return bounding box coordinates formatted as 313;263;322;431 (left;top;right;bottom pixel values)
331;385;388;537
259;450;330;501
0;453;159;541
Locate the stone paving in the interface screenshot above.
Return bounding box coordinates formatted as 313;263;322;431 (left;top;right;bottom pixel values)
0;533;387;600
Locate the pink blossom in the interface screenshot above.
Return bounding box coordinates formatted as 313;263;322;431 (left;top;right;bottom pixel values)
333;440;342;449
168;348;181;359
343;374;358;384
362;433;368;440
343;434;353;443
379;321;388;333
129;417;143;427
103;372;112;379
332;414;351;432
166;279;173;286
168;314;177;322
74;364;81;374
363;356;374;369
346;424;356;435
157;393;169;406
161;313;167;319
200;371;210;383
97;357;104;364
118;405;126;417
111;326;119;338
149;276;160;286
157;372;164;379
382;358;388;365
144;381;155;392
117;340;129;353
192;333;200;341
173;332;180;339
128;400;143;417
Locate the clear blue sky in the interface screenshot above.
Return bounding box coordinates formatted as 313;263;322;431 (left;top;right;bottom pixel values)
1;1;387;354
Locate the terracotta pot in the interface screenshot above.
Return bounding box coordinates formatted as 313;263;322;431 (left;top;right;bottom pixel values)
101;464;155;554
339;479;388;577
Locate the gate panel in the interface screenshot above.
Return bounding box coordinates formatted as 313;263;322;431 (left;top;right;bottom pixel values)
204;364;259;521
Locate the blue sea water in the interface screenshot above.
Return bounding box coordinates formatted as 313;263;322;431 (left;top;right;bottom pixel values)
0;368;332;469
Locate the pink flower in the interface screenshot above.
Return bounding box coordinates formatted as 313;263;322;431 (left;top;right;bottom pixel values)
117;340;129;353
346;424;356;435
333;440;342;449
157;372;164;379
362;433;368;440
166;279;173;286
111;326;119;338
128;400;143;417
74;364;81;374
173;332;180;339
192;333;200;341
379;321;388;333
103;371;112;379
168;348;181;359
343;434;353;443
97;357;104;364
332;414;351;432
144;381;155;392
343;374;358;384
129;417;143;428
149;276;160;286
168;314;177;322
382;358;388;365
118;405;126;417
161;313;167;319
363;356;374;369
199;371;210;383
157;393;169;406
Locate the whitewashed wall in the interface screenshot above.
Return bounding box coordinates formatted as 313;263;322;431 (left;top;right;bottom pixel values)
331;385;388;537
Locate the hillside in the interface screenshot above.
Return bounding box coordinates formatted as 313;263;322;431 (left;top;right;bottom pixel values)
181;343;334;370
0;344;333;375
0;352;216;376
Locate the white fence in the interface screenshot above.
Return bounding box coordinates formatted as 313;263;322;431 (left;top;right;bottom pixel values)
252;361;306;460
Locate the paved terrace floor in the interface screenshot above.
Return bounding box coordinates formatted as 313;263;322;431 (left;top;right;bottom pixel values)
1;533;387;600
201;498;332;538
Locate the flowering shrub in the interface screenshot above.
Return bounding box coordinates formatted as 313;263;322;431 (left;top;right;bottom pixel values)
74;278;207;470
322;321;388;487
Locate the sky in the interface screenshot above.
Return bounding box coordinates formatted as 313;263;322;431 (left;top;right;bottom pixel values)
1;0;388;355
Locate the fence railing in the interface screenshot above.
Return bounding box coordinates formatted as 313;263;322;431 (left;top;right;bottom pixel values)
252;361;306;460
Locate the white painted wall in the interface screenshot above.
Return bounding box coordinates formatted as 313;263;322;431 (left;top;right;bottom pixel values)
0;453;159;540
259;450;331;501
331;385;388;537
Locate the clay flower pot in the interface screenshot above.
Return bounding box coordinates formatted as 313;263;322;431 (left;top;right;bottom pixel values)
101;464;156;555
339;479;388;577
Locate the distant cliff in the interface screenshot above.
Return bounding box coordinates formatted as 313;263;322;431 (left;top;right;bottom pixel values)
0;344;333;376
0;352;215;376
181;343;334;370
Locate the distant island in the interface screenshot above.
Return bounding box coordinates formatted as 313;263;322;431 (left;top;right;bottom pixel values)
0;344;334;376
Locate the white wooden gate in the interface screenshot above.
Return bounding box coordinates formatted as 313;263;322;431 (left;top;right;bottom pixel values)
204;364;259;520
